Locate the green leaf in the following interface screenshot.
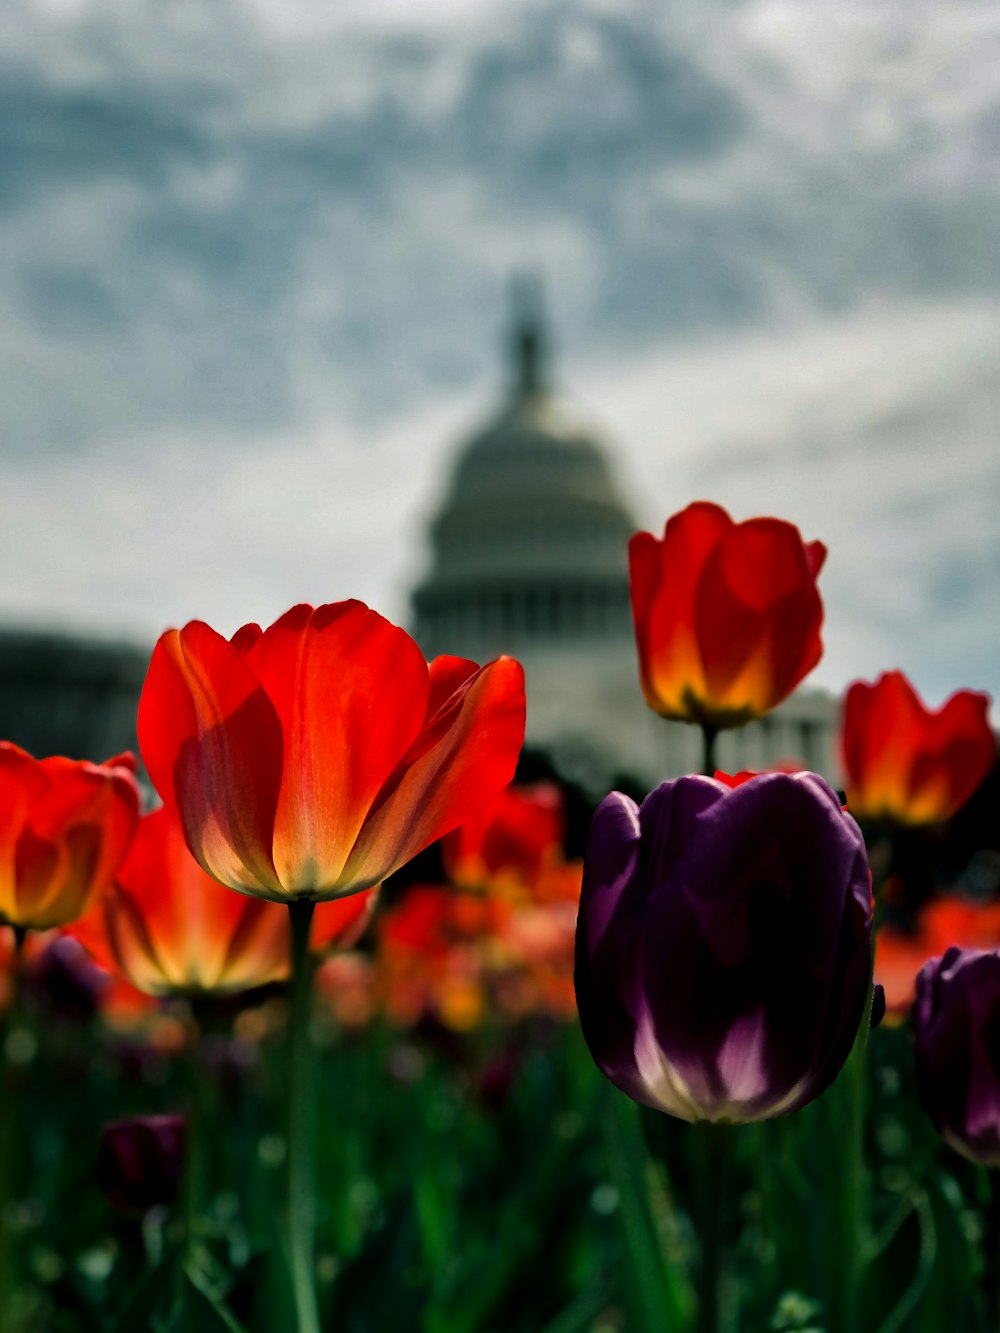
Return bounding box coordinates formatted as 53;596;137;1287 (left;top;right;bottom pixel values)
601;1089;694;1333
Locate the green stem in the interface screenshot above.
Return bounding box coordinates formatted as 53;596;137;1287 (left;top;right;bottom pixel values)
701;725;719;779
984;1171;1000;1331
830;963;875;1333
0;927;24;1314
696;1123;730;1333
180;1005;209;1312
287;900;320;1333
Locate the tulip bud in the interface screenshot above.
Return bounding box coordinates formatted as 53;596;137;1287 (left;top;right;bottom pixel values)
913;947;1000;1166
575;772;872;1123
629;503;826;728
97;1115;186;1215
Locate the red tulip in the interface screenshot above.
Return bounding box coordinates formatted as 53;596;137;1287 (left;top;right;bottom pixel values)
0;744;139;931
72;806;375;997
137;601;526;903
842;671;995;824
629;502;826;727
442;782;564;894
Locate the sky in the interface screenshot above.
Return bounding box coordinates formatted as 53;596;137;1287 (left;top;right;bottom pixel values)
1;0;998;705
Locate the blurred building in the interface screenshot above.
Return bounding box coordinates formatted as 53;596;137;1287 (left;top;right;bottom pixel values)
0;628;146;761
0;300;838;792
412;295;839;793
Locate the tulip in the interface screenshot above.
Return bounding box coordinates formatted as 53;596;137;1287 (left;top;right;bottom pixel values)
575;771;871;1123
629;502;826;729
72;806;374;997
842;671;995;825
139;601;524;1333
0;745;139;932
28;936;107;1022
442;781;564;896
98;1115;186;1215
913;947;1000;1166
138;601;526;903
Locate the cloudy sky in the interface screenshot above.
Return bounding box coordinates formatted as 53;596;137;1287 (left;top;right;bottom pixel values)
1;0;998;705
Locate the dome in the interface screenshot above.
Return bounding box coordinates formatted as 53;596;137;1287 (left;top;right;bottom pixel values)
412;296;637;661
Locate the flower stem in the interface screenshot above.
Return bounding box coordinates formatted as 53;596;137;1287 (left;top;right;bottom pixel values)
696;1122;730;1333
701;725;719;779
287;900;320;1333
0;928;25;1314
179;1004;209;1315
984;1170;1000;1330
829;964;875;1333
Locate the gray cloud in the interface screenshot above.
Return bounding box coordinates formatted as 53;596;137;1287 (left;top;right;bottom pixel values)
0;0;997;702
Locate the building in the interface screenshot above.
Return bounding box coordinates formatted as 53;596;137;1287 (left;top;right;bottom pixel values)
0;297;839;793
412;295;840;794
0;628;147;762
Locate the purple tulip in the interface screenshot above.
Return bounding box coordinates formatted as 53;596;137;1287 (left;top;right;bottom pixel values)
575;772;872;1123
913;947;1000;1166
97;1115;186;1215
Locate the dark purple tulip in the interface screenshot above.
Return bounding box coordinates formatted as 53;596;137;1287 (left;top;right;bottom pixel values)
575;773;872;1123
97;1115;186;1215
914;947;1000;1166
29;937;107;1022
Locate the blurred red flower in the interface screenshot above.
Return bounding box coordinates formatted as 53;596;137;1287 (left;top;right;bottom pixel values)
72;806;375;997
842;671;995;825
442;781;564;896
377;884;503;1031
0;744;139;932
875;897;1000;1020
138;601;525;903
629;502;826;728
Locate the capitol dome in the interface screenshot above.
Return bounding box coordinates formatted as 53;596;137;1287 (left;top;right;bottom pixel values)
410;291;840;794
412;299;637;662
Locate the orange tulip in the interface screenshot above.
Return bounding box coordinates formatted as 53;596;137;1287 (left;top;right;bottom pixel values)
72;806;375;997
442;782;564;895
842;671;995;824
629;502;826;727
0;744;139;932
137;601;526;903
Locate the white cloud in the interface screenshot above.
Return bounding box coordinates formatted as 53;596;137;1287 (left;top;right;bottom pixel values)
0;0;997;709
585;295;1000;702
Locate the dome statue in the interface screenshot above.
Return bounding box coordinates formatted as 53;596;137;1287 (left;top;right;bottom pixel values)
411;285;637;663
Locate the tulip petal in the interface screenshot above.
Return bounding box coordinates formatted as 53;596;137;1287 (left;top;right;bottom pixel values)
138;622;285;897
639;774;871;1119
629;503;732;717
915;948;1000;1166
574;792;654;1105
340;656;526;890
24;763;139;928
696;518;824;714
311;889;377;954
74;806;291;995
0;745;48;924
243;602;430;894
